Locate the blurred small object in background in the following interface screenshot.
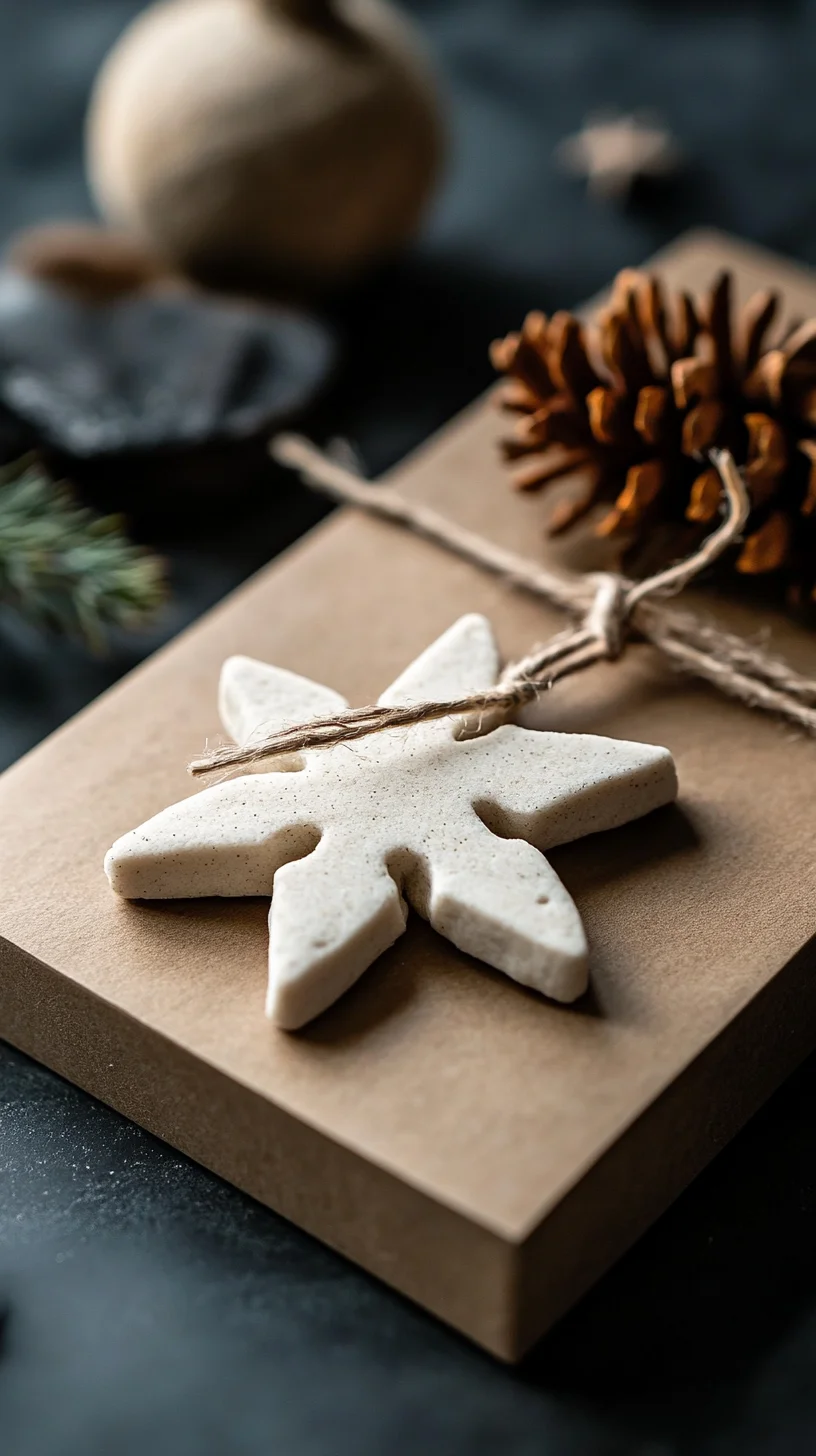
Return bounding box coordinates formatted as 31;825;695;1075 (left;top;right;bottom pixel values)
555;110;682;204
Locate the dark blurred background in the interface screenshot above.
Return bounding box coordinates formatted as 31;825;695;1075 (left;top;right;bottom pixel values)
2;2;816;1452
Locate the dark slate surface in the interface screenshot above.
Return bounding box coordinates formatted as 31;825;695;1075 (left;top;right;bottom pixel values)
2;2;816;1451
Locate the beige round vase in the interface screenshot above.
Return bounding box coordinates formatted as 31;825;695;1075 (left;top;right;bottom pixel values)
86;0;443;290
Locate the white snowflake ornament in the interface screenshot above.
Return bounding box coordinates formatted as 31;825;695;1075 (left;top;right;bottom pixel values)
105;615;677;1029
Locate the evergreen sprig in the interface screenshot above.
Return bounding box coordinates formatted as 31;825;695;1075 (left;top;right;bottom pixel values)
0;455;165;648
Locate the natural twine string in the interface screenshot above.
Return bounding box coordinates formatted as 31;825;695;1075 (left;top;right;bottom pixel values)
189;436;816;776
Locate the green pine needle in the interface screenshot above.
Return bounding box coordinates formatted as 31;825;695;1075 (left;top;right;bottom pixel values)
0;455;165;650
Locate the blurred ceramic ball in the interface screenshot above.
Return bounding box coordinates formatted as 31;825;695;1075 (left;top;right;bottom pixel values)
86;0;443;291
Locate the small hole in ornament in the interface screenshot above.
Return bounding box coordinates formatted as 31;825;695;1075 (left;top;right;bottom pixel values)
536;894;549;904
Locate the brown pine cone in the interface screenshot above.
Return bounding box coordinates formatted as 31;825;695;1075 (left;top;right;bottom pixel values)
491;269;816;606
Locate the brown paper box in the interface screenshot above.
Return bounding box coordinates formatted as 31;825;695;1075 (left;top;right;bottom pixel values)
2;230;816;1361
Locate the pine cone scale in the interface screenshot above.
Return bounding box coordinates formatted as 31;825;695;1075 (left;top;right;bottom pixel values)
686;467;722;524
737;288;778;375
634;385;669;446
671;357;718;409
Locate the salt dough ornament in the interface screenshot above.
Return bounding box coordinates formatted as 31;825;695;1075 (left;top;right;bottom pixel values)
105;615;677;1028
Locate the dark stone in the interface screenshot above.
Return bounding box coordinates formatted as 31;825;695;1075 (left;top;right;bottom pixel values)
0;270;334;460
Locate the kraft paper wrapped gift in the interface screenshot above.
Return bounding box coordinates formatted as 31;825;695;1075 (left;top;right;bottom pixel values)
1;230;816;1361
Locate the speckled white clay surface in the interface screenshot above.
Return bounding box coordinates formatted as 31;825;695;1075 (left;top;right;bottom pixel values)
105;615;677;1029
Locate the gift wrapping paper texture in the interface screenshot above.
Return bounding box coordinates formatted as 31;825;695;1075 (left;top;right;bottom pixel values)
1;231;816;1360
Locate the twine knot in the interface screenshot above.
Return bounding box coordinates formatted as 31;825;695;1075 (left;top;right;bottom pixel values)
584;574;628;661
